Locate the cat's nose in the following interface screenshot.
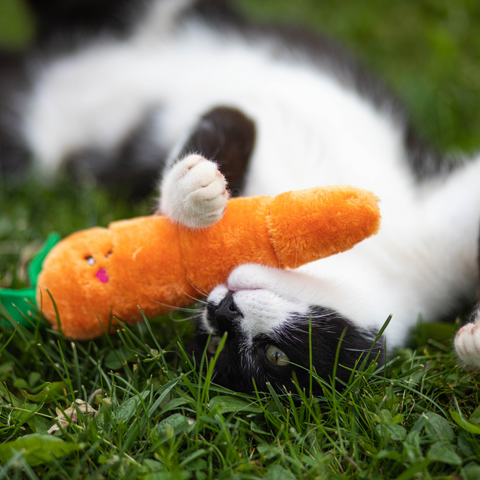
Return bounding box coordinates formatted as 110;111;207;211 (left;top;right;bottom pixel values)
215;291;242;334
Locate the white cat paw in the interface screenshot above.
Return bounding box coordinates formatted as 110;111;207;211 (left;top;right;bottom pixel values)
454;321;480;368
159;154;229;229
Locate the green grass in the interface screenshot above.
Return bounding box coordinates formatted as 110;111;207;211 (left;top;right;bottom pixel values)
1;0;480;478
0;0;34;50
1;306;480;479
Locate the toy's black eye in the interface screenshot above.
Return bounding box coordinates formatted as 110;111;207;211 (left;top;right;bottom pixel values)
105;250;113;258
85;256;95;265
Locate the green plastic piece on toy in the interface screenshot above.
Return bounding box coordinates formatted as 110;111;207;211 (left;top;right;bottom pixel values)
0;233;60;327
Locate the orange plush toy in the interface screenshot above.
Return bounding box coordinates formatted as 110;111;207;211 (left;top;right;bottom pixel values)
34;185;380;339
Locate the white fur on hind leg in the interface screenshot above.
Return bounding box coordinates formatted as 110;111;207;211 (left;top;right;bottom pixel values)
454;313;480;368
159;154;229;228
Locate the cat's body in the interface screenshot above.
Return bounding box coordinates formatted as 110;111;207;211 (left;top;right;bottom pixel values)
2;0;480;393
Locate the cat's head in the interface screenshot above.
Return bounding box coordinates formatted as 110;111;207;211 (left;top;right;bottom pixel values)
194;264;384;395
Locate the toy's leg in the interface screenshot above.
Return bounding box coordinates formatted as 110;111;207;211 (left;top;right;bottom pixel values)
159;107;256;229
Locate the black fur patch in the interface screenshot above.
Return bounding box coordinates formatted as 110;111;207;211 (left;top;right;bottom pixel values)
0;52;31;178
403;123;456;180
25;0;141;44
175;106;256;196
65;110;166;199
196;303;383;396
271;306;384;394
188;0;244;25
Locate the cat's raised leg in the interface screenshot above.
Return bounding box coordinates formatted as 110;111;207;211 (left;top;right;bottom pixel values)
454;313;480;368
159;106;256;229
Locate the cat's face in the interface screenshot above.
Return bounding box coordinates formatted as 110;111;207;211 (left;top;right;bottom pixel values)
194;264;383;395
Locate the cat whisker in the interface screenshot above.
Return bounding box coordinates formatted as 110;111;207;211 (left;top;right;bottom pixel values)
185;278;210;299
179;287;208;305
169;311;203;323
146;297;202;313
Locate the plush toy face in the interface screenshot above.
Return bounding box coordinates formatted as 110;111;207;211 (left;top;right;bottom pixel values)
37;228;117;338
76;230;114;284
37;216;196;339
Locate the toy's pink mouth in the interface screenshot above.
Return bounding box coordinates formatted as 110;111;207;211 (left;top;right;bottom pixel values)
96;268;109;283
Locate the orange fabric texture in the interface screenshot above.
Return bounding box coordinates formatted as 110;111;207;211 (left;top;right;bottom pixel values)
37;186;380;339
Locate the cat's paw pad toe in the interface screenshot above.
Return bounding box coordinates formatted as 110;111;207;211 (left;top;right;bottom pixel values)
454;322;480;368
160;154;228;228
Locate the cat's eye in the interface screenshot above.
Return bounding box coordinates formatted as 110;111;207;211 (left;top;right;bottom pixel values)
207;335;223;355
85;256;95;265
265;345;289;366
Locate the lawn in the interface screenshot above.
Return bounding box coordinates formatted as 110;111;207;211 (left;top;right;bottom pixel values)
1;1;480;479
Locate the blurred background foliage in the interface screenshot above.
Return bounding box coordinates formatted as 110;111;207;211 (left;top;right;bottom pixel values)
0;0;479;152
0;0;34;49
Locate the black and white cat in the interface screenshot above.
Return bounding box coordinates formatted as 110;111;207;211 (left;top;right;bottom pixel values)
2;0;480;394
